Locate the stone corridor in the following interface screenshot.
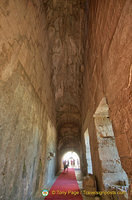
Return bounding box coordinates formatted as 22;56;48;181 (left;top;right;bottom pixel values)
0;0;132;200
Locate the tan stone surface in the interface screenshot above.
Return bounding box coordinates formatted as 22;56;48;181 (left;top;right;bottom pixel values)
44;0;85;157
81;0;132;198
0;0;131;199
0;1;57;199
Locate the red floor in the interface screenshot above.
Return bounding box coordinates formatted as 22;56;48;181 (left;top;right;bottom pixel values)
45;168;83;200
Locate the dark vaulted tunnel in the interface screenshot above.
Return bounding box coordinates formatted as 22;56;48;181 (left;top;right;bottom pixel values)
0;0;132;200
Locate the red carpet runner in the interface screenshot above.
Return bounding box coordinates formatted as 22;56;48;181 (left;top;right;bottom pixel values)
45;168;83;200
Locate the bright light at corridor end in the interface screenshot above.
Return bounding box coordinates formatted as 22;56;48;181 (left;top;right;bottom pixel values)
62;151;80;168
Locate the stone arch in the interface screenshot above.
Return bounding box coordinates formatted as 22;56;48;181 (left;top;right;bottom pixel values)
93;97;129;188
57;147;81;171
61;151;80;169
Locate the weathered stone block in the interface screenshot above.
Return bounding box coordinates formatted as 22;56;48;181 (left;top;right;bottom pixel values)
83;174;97;193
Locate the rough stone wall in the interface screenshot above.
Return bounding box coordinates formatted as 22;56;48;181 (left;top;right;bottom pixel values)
0;1;56;199
44;0;85;163
94;101;128;187
82;0;132;196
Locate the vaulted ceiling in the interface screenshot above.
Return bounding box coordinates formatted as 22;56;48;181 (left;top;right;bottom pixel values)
44;0;85;152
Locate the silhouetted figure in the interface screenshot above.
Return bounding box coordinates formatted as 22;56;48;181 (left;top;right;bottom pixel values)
63;160;69;172
63;160;66;172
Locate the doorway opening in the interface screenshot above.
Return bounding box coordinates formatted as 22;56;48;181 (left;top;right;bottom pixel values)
61;151;80;169
94;97;128;187
84;129;93;174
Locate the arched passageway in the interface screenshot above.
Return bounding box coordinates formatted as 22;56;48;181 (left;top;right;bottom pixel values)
93;98;129;188
61;151;80;169
0;0;131;200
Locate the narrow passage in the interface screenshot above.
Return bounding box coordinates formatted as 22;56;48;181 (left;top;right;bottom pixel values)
45;168;83;200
